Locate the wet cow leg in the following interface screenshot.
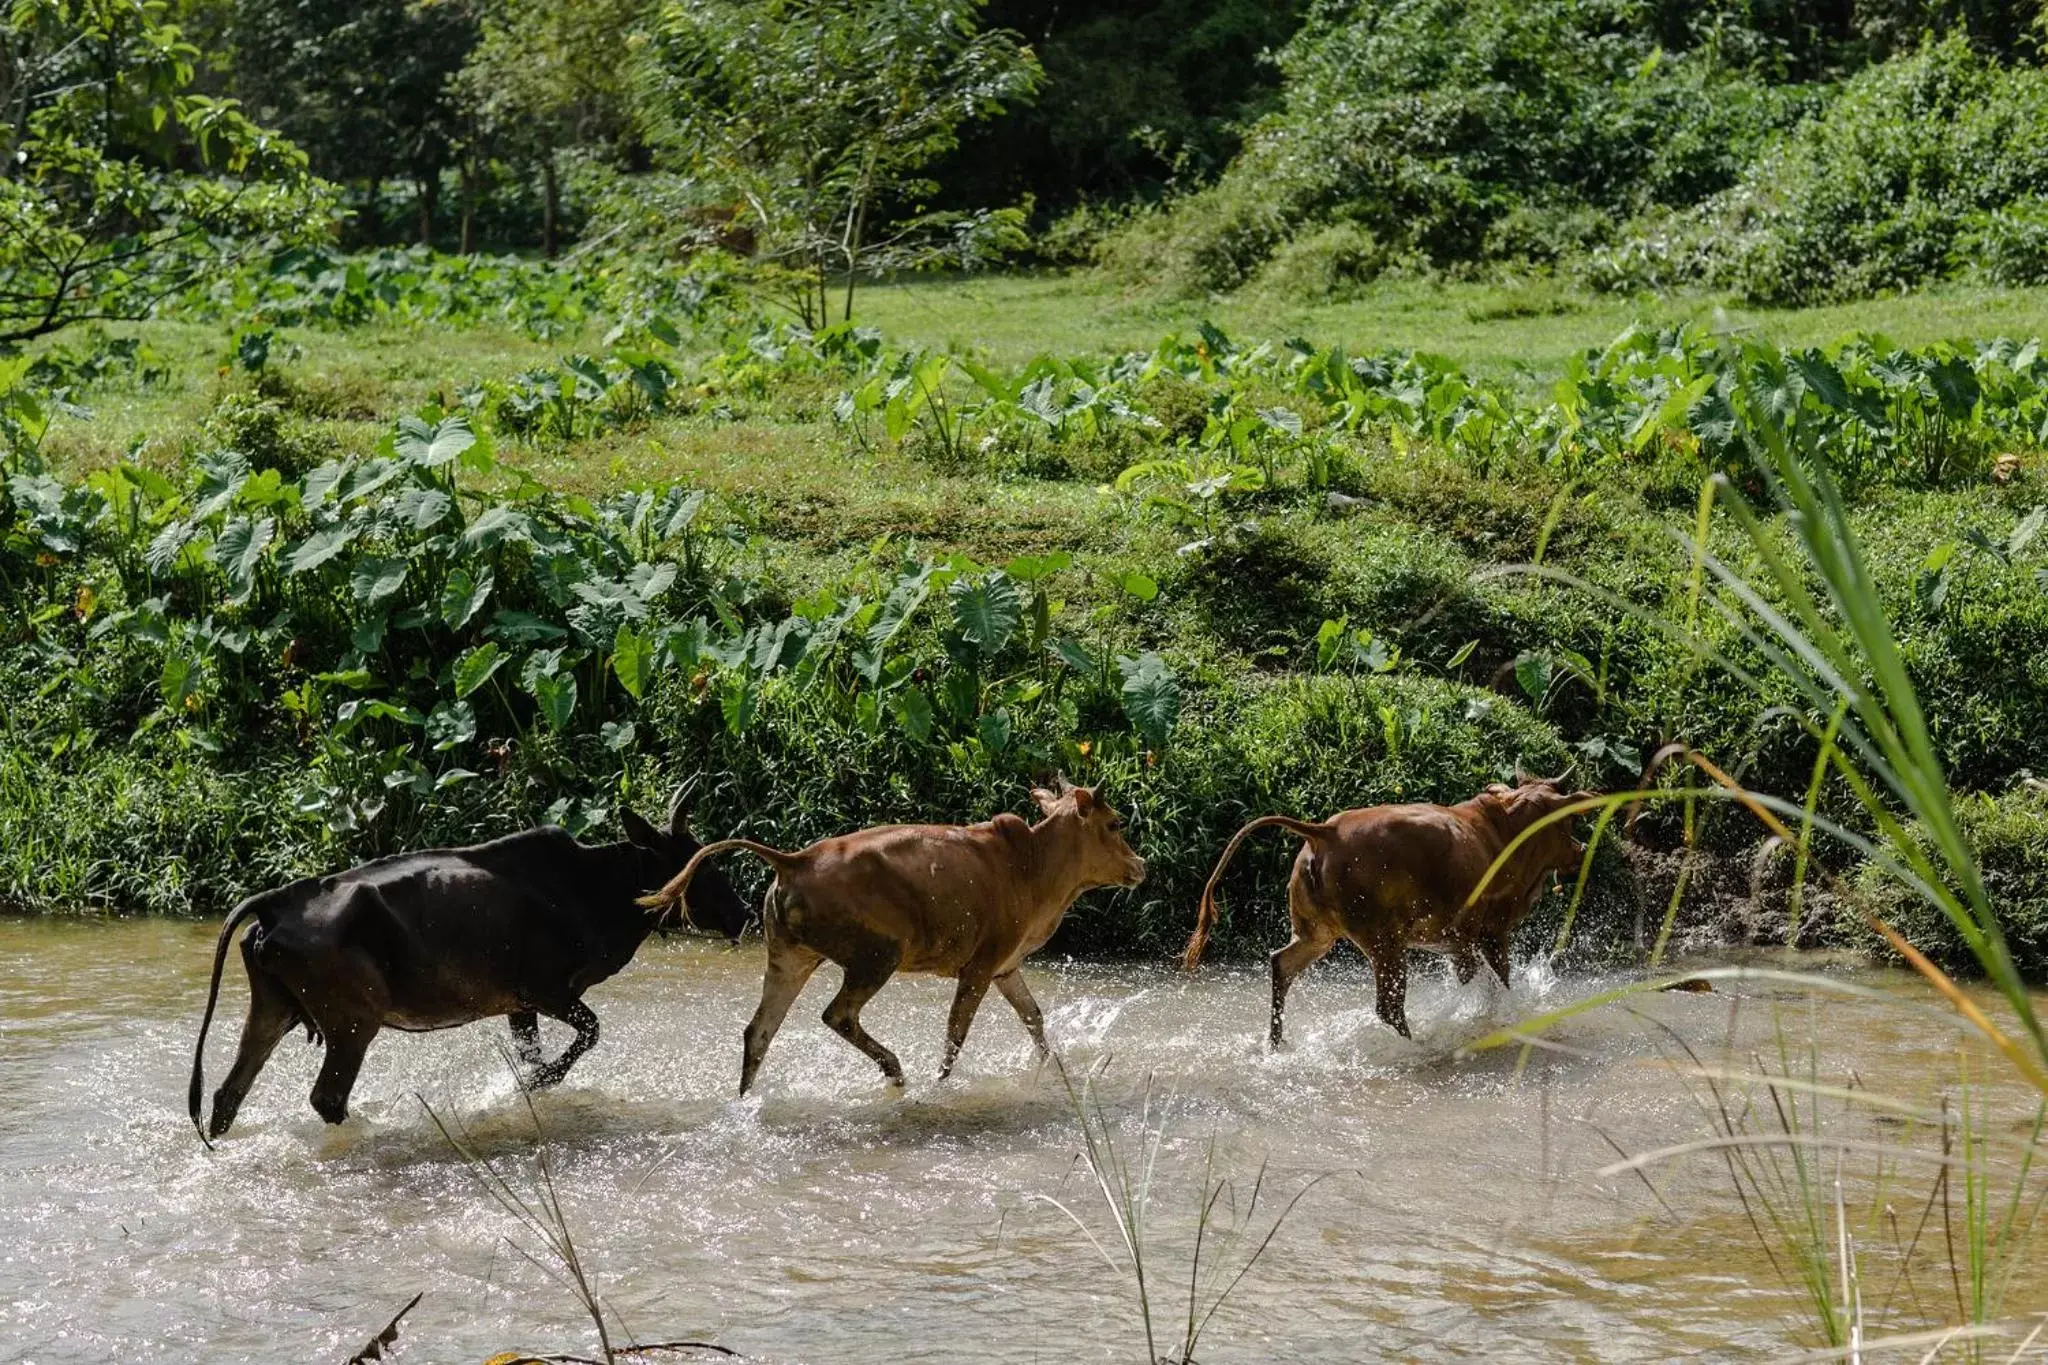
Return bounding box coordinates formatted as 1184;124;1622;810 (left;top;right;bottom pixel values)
937;973;992;1080
740;937;823;1095
509;1010;543;1068
208;961;298;1138
994;969;1050;1060
309;1020;377;1123
821;943;904;1086
529;1000;598;1089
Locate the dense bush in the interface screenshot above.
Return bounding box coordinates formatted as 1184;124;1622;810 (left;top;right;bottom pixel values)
1851;783;2048;981
1659;37;2048;305
1104;0;1814;291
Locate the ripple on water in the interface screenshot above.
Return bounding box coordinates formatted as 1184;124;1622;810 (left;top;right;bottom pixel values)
1;920;2042;1363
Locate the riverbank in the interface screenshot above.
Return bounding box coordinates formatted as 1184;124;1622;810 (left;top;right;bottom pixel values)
4;265;2047;977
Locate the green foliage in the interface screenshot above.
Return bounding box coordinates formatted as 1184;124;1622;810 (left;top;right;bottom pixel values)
1652;36;2048;305
635;0;1042;323
1854;782;2048;979
1107;0;1811;291
0;0;337;344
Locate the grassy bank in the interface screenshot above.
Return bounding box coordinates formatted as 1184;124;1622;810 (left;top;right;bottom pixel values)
5;262;2047;974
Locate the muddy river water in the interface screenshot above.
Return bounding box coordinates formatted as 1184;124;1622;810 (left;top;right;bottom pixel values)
3;917;2044;1363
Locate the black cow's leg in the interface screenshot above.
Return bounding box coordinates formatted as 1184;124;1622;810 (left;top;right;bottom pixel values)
310;1021;376;1124
993;970;1050;1061
741;938;823;1096
208;964;297;1138
509;1010;543;1068
530;1001;599;1089
821;944;904;1086
1452;947;1481;986
937;973;992;1080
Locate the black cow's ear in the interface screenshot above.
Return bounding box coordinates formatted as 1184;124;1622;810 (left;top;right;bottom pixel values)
621;809;661;848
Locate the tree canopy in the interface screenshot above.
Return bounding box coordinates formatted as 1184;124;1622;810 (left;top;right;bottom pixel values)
2;0;334;343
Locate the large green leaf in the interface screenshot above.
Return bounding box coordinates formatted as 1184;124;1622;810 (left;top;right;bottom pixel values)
1116;651;1181;750
424;700;476;752
439;566;494;629
529;672;577;733
896;685;934;741
350;555;408;606
612;623;657;700
212;515;275;605
394;487;453;532
393;414;477;468
949;572;1023;657
287;523;356;575
452;642;506;699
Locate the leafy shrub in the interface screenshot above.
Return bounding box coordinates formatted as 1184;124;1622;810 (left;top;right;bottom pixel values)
1245;223;1389;301
1657;36;2048;304
1850;784;2048;982
1965;196;2048;286
199;392;330;480
1104;0;1805;288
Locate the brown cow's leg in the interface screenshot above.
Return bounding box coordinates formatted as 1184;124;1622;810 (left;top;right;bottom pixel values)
937;974;992;1080
741;939;823;1095
1481;934;1513;991
309;1020;377;1124
207;965;298;1139
529;1000;598;1089
1367;946;1412;1039
994;970;1050;1060
821;947;904;1086
509;1010;543;1068
1270;930;1336;1048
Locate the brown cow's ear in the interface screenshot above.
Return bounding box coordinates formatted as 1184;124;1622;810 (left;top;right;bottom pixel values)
1071;786;1096;813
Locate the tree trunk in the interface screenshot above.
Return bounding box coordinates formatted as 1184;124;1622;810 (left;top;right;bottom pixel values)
459;156;476;256
542;155;559;259
363;174;382;247
417;171;439;248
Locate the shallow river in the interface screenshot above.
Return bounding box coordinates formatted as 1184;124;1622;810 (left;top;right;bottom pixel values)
3;918;2044;1363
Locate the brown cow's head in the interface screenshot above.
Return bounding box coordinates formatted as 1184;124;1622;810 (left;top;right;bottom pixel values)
1033;779;1148;889
1480;774;1599;880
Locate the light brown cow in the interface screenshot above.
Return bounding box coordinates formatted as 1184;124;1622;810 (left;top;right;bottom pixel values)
639;779;1146;1093
1183;776;1594;1044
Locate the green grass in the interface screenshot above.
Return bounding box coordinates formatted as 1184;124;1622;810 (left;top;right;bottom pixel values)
851;272;2048;377
12;266;2048;975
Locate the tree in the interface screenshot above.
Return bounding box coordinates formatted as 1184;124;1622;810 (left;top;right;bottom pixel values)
637;0;1041;324
226;0;475;247
0;0;334;345
456;0;655;257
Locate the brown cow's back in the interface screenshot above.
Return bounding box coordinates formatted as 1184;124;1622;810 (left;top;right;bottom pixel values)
775;816;1042;975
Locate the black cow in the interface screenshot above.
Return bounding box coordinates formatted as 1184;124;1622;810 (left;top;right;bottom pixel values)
187;794;749;1143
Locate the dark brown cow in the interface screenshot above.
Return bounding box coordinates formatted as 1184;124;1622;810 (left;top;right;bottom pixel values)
188;795;748;1143
639;779;1146;1093
1183;776;1595;1044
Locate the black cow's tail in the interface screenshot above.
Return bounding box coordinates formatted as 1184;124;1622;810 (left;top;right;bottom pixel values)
637;838;797;922
1183;815;1331;972
189;898;264;1149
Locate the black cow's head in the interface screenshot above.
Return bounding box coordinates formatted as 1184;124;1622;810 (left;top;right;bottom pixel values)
621;789;752;938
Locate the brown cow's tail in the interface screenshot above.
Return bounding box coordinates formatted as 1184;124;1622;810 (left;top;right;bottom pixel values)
189;897;265;1149
1183;815;1331;972
637;838;796;920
